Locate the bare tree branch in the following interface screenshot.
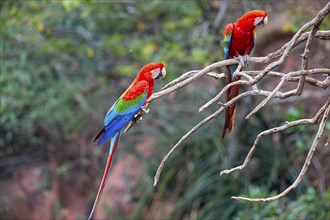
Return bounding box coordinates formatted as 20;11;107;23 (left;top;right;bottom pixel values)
123;3;330;203
244;3;329;118
199;68;329;112
220;97;330;176
125;30;330;133
231;100;330;202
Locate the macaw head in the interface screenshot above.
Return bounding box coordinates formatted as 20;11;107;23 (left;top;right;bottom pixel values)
236;10;268;31
148;62;167;80
136;62;166;84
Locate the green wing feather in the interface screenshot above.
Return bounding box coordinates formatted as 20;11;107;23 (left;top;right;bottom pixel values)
114;92;147;114
223;23;234;59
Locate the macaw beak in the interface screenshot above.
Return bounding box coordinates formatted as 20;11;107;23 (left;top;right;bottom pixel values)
263;16;268;26
157;67;166;80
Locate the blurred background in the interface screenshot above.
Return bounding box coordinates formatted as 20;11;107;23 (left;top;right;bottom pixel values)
1;0;329;219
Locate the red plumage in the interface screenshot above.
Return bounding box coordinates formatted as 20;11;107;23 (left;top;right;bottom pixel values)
122;81;149;101
222;10;268;138
128;62;165;100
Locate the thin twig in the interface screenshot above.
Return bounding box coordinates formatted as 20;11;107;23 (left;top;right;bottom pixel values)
200;68;330;112
244;2;330;118
220;97;330;176
245;76;287;119
199;63;244;112
154;107;224;186
245;69;330;119
297;8;324;89
269;90;330;105
154;88;294;186
231;100;329;202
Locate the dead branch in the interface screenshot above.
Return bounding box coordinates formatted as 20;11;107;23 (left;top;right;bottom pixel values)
231;100;329;202
220;97;330;176
244;3;329;118
125;30;329;133
125;3;330;203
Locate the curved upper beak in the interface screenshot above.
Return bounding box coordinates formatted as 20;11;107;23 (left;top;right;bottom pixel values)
159;67;166;79
263;16;268;26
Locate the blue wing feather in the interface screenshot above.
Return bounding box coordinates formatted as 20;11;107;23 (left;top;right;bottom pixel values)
97;84;148;145
103;99;119;127
98;111;137;145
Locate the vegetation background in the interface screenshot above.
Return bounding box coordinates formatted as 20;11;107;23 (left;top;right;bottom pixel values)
1;0;329;219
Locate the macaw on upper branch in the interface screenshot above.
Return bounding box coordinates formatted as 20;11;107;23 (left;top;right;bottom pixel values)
88;62;166;220
222;10;268;138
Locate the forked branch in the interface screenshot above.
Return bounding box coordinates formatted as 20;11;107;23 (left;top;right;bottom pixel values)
126;3;329;203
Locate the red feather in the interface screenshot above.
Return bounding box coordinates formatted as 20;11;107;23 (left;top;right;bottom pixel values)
88;133;121;220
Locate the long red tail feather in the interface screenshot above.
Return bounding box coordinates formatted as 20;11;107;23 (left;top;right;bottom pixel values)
88;132;121;220
222;67;240;139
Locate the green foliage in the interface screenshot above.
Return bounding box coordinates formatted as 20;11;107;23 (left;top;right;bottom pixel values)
286;105;303;121
235;187;330;220
284;106;317;154
1;0;219;149
55;163;72;176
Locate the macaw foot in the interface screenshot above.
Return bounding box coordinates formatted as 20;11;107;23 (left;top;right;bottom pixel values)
137;116;143;122
131;107;149;124
141;106;149;114
234;54;250;67
133;113;143;123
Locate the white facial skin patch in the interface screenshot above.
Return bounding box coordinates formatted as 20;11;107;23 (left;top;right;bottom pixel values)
151;68;161;79
254;17;266;26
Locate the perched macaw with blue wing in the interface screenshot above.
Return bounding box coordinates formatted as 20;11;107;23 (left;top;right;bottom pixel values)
88;62;166;220
222;10;268;138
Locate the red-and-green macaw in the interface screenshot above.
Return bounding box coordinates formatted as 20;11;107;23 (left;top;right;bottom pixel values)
88;62;166;220
222;10;268;138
